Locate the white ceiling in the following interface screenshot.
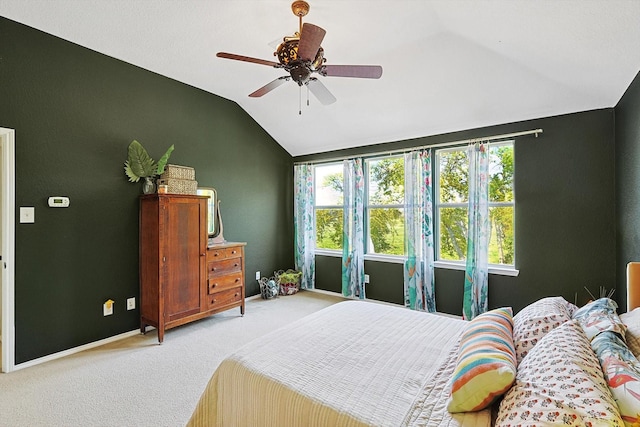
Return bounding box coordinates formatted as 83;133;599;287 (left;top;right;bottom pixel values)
2;1;640;156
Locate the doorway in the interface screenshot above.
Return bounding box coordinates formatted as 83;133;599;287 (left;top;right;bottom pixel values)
0;127;16;373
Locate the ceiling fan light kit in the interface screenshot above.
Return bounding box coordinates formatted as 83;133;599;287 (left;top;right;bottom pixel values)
216;1;382;113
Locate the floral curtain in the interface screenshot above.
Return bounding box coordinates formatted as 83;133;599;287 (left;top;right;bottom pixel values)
403;150;436;312
294;163;315;290
463;142;490;320
342;158;365;299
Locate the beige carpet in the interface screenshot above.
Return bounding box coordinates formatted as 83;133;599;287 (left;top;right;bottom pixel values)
0;291;345;427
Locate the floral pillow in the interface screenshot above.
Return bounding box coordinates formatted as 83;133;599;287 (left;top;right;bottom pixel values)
565;299;580;317
591;331;640;426
496;319;624;426
512;297;573;365
620;308;640;358
572;298;627;341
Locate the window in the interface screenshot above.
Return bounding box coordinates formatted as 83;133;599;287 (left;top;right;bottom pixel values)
311;141;516;269
314;163;343;250
366;157;405;255
435;141;515;267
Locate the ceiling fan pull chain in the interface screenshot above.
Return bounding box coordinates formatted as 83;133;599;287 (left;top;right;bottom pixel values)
307;86;310;106
299;87;302;115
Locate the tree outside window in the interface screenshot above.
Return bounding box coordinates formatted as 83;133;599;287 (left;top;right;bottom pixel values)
312;142;514;265
366;157;404;255
436;142;515;266
315;163;343;250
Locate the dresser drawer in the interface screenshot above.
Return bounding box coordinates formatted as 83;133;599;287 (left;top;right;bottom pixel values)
207;257;242;277
208;272;243;294
207;246;242;260
207;287;242;309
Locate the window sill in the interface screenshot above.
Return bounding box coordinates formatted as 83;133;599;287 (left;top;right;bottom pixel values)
434;261;519;277
314;251;519;276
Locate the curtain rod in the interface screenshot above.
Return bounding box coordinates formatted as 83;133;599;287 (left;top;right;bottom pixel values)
294;128;543;165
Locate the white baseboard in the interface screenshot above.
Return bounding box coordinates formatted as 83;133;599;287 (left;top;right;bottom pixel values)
9;293;317;372
11;296;263;372
12;329;141;372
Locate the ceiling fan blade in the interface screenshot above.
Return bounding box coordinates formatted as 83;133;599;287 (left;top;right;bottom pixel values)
321;65;383;79
297;23;326;62
249;77;290;98
217;52;280;68
307;78;336;105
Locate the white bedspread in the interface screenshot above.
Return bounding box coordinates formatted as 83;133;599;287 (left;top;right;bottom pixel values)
188;300;491;427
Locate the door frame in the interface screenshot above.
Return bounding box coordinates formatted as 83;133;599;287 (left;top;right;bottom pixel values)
1;127;16;373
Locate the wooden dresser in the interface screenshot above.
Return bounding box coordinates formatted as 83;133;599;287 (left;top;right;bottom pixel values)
206;242;246;316
139;194;246;343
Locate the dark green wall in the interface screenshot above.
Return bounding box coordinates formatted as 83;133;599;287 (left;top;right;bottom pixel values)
616;70;640;312
298;110;617;315
0;17;294;363
2;14;636;364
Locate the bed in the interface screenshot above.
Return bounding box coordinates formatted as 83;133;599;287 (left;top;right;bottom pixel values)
188;300;488;426
188;275;640;427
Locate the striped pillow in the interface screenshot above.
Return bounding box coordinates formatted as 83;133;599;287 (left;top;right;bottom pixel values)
447;307;517;413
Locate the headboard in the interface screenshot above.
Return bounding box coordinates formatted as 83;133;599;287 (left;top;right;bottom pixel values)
627;262;640;311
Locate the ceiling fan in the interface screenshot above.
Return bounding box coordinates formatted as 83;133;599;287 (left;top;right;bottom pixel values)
216;1;383;112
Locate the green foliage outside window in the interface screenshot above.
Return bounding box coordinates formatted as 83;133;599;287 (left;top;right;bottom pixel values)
368;207;404;255
438;144;514;265
313;143;514;265
368;158;404;255
316;208;343;249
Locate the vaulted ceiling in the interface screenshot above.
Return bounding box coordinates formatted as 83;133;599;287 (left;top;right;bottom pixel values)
2;1;640;156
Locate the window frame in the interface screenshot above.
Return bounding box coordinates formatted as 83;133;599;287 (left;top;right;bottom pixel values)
364;156;405;258
433;141;518;275
309;143;520;276
313;162;345;253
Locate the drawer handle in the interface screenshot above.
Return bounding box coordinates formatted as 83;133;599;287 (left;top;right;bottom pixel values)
211;283;217;288
211;267;217;272
235;293;239;297
231;250;237;254
235;278;240;283
212;299;216;303
234;263;239;268
214;253;219;257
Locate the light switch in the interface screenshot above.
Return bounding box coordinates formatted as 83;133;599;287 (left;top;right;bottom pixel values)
19;207;35;223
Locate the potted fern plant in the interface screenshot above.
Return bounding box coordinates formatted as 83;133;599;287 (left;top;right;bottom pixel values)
124;140;174;193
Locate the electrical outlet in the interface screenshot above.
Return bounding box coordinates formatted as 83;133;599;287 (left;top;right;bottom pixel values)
127;297;136;310
255;271;261;280
103;299;114;316
364;274;370;284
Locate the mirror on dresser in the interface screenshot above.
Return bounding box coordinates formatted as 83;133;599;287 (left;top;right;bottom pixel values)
197;187;226;244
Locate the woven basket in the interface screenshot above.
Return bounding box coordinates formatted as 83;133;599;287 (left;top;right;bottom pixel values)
280;282;300;295
161;164;195;181
258;276;280;300
274;269;302;295
157;178;198;195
